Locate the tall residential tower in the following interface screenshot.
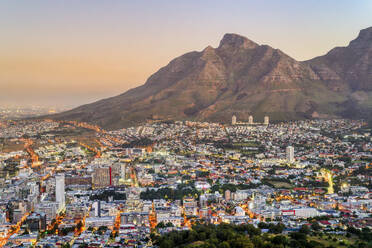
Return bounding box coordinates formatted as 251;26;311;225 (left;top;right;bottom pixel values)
55;173;65;211
286;146;295;163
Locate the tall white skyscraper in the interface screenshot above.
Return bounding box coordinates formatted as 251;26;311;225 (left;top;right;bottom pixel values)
264;116;269;125
55;173;65;211
120;163;126;180
286;146;295;163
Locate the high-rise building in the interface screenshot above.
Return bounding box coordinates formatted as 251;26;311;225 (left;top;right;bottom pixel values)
199;194;207;208
120;212;149;227
65;176;92;186
0;211;6;225
248;115;253;124
264;116;269;125
225;190;231;201
92;167;111;188
55;174;65;211
25;213;47;232
93;201;101;217
286;146;295;163
120;164;126;180
65;203;88;220
231;115;237;125
35;202;59;222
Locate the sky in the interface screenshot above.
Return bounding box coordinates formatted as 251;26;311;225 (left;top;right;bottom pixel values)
0;0;371;107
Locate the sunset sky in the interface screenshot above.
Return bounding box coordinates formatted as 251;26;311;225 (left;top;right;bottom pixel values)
1;0;371;107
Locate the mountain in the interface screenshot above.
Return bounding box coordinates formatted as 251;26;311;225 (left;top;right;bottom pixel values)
307;27;372;91
47;28;372;129
306;27;372;122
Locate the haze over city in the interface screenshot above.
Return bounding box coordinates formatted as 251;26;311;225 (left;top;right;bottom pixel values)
1;0;372;107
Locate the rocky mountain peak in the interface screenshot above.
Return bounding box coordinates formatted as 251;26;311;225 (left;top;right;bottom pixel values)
47;28;372;129
202;45;215;55
349;26;372;49
218;33;258;50
356;26;372;39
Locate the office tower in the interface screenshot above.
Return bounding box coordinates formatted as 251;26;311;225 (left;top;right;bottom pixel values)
231;115;237;125
286;146;295;163
55;173;65;211
264;116;269;125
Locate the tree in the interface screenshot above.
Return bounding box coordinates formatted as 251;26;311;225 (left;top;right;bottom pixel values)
290;232;307;241
252;236;264;248
299;224;311;235
160;239;174;248
156;222;166;229
76;221;83;230
269;223;285;234
61;243;71;248
258;222;269;229
60;226;75;236
229;235;254;248
219;241;230;248
165;222;174;227
311;222;321;231
272;235;288;246
98;226;108;231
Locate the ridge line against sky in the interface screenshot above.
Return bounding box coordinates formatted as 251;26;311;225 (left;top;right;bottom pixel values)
0;0;371;106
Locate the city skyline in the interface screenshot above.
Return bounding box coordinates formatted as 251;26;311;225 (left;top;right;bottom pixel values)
1;0;372;106
0;2;371;246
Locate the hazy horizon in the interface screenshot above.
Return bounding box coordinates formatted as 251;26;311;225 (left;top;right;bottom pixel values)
1;0;371;107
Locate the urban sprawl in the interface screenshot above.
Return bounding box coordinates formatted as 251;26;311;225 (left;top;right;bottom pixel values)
0;117;371;248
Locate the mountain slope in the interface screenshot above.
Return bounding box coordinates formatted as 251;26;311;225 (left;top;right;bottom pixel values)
307;27;372;120
48;29;372;129
307;27;372;91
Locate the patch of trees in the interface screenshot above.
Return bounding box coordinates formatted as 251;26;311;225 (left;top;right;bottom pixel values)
59;226;75;236
257;222;285;234
140;184;199;201
0;158;20;178
210;183;256;194
156;222;175;228
152;222;329;248
184;106;202;116
347;226;371;243
302;180;329;188
261;178;291;188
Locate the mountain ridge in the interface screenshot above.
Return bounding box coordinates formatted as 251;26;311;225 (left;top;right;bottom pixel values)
46;28;372;129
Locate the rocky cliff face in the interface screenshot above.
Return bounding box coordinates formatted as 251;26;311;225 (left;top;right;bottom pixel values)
308;27;372;91
48;28;372;129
